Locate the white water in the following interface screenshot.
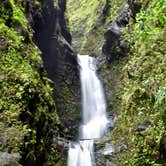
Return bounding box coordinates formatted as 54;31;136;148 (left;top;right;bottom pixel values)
67;55;108;166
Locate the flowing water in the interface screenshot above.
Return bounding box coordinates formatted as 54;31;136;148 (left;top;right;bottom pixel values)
67;55;108;166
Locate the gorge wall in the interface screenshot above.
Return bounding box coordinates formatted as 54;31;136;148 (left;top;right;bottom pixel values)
26;0;80;139
0;0;60;165
0;0;79;165
0;0;165;166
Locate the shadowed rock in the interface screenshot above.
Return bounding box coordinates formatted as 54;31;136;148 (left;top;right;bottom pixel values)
102;1;141;62
0;152;20;166
26;0;80;141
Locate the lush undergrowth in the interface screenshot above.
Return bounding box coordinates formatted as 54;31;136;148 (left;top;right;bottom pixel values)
111;0;166;165
0;0;60;164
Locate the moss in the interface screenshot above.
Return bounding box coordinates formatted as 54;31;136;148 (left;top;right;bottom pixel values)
80;26;105;54
111;0;166;165
66;0;127;54
106;0;126;22
0;0;60;164
66;0;106;52
67;0;105;33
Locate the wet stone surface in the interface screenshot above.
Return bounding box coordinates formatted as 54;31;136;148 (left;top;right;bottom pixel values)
0;38;7;50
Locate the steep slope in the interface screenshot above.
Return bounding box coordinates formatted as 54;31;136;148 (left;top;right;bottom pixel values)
0;0;62;165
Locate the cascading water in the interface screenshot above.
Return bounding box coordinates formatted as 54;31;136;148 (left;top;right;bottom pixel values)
67;55;108;166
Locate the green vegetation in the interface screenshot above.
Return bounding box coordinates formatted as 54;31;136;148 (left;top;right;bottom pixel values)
66;0;127;54
111;0;166;165
54;0;59;7
1;0;165;165
106;0;126;22
0;0;60;164
66;0;106;53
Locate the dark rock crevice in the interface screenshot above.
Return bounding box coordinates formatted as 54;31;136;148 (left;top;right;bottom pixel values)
25;0;77;84
102;0;141;62
25;0;80;140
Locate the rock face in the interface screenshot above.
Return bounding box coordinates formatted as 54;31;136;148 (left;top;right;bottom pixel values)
26;0;80;139
26;0;78;93
0;152;20;166
102;0;141;62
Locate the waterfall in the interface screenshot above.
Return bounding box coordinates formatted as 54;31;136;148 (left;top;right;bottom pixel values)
67;55;108;166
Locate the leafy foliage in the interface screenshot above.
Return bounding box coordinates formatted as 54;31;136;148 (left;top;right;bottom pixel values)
111;0;166;165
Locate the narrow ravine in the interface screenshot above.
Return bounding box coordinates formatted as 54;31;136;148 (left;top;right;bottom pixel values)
67;55;109;166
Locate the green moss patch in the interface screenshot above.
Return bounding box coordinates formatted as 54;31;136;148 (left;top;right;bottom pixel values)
0;0;60;164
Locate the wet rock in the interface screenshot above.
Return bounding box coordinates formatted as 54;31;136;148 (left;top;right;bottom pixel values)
13;24;23;35
0;73;4;80
95;137;110;147
101;143;127;156
107;116;115;130
0;38;7;50
116;3;131;27
95;143;116;166
104;21;121;41
106;161;116;166
116;144;128;152
26;0;80;139
53;137;69;159
0;152;21;166
95;139;128;166
56;137;69;149
136;121;150;132
102;144;115;156
94;136;116;166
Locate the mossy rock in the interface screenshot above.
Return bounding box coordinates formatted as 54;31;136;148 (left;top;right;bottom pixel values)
66;0;127;54
0;0;60;164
